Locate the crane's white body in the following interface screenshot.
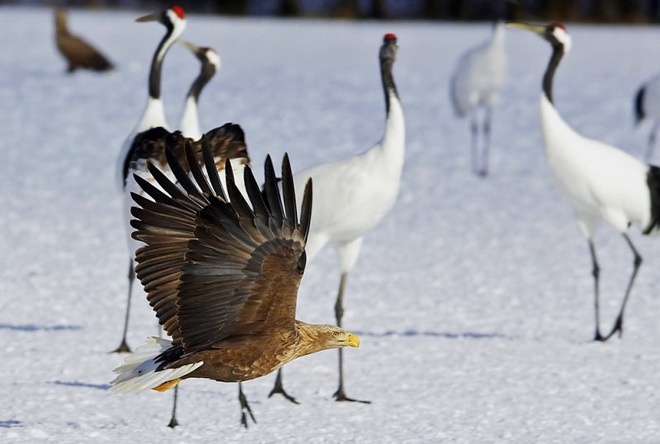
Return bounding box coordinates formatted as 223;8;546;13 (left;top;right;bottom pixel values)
178;96;201;140
294;90;405;271
450;22;507;118
540;93;654;238
116;98;169;192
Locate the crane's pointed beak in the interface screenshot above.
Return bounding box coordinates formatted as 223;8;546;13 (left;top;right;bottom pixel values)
177;40;200;53
136;12;159;22
506;21;546;36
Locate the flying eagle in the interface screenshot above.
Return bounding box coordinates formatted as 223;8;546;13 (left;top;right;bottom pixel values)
110;134;359;425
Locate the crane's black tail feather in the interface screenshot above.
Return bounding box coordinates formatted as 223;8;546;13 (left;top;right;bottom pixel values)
644;165;660;235
635;86;646;126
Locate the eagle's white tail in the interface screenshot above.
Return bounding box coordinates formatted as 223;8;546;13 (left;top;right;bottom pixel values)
109;337;203;393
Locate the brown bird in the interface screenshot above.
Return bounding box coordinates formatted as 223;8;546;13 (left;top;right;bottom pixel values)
110;140;360;427
54;8;114;73
122;123;251;429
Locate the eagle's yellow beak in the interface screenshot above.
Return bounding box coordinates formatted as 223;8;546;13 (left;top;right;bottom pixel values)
345;332;360;348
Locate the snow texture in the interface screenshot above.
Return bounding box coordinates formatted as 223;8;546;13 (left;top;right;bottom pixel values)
2;6;660;442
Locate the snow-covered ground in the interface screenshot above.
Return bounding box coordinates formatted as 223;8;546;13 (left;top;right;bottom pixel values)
3;6;660;442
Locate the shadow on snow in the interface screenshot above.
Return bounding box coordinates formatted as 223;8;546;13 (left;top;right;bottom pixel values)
354;329;508;340
51;381;111;391
0;324;82;332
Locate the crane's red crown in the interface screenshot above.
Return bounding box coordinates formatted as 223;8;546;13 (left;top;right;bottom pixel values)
553;22;567;32
172;5;185;19
384;33;397;41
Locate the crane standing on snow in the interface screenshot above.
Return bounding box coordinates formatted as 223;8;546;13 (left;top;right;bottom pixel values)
268;33;405;404
113;6;186;354
508;21;660;341
450;21;507;177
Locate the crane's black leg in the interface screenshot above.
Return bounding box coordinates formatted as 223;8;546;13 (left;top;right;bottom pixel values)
588;240;606;341
334;272;347;329
470;115;480;176
603;234;642;340
238;382;256;428
167;385;179;428
646;122;658;162
480;106;492;177
268;368;299;404
332;273;370;404
112;259;133;353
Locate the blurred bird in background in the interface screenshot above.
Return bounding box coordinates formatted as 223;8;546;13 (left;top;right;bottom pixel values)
54;8;114;73
449;20;507;177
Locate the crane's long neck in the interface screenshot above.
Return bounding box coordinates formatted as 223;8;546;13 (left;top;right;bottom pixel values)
381;58;398;114
187;62;215;104
543;44;564;104
148;23;178;100
380;58;405;170
179;64;215;138
137;19;185;133
539;43;579;173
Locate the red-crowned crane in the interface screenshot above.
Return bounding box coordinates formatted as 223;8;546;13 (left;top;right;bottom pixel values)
508;21;660;341
113;6;186;354
269;33;404;404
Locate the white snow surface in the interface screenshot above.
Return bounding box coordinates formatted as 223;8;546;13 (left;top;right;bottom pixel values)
3;6;660;442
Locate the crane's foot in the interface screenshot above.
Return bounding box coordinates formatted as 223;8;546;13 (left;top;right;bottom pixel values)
333;387;371;404
594;316;624;342
607;315;624;340
268;374;299;404
167;417;179;428
111;339;131;353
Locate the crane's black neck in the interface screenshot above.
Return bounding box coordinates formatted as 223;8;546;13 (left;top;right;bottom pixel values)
381;58;398;114
543;44;564;104
148;22;175;100
187;62;215;103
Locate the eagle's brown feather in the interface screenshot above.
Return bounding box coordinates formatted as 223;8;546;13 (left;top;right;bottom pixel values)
124;135;358;387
